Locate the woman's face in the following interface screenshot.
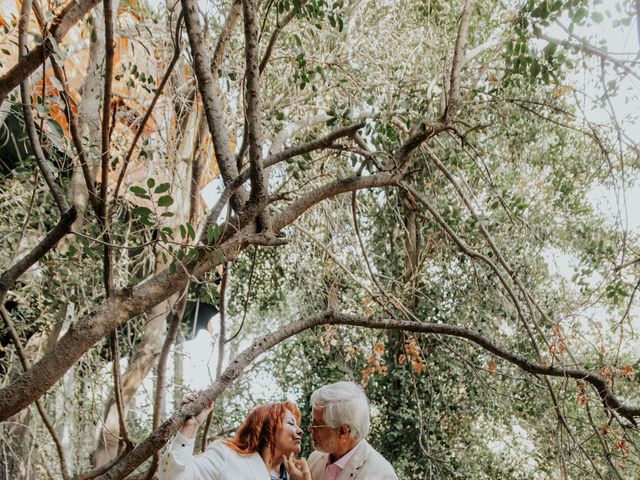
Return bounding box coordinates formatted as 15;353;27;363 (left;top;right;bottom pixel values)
274;410;303;456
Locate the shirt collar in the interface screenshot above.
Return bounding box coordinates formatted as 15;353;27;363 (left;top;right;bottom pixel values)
329;441;363;469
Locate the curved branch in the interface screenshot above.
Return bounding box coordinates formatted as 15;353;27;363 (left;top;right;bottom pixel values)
0;0;101;104
96;309;640;478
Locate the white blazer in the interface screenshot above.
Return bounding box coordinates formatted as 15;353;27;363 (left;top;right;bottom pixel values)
307;440;397;480
158;434;271;480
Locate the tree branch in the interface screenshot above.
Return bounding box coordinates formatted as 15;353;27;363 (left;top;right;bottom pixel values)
445;0;477;120
0;0;101;104
181;0;247;211
242;0;267;209
95;309;640;478
201;122;365;237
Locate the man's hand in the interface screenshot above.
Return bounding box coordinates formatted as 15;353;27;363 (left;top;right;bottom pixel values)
283;452;311;480
179;392;214;439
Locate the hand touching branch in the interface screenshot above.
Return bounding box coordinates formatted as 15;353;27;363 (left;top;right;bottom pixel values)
179;393;214;439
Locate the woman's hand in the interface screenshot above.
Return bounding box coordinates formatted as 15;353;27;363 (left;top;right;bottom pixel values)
282;453;311;480
179;392;214;439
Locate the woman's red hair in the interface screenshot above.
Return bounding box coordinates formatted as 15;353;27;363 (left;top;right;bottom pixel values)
224;401;301;456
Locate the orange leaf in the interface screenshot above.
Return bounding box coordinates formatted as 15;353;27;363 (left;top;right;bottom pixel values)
487;360;496;375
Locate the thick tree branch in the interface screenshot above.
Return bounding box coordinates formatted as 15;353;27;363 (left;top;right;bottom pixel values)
445;0;477;120
181;0;247;211
242;0;267;208
0;0;101;104
96;309;640;478
201;123;365;236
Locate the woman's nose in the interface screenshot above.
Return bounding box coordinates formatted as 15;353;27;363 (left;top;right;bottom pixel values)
296;425;303;435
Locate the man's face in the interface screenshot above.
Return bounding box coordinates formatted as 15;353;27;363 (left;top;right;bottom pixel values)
308;406;339;454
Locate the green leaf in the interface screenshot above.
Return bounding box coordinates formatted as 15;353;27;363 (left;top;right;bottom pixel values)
157;195;174;207
132;206;152;217
161;211;175;217
46;119;64;139
154;182;170;194
530;59;541;78
147;178;156;189
90;29;97;43
543;41;558;59
179;224;187;239
207;224;221;244
130;186;147;197
591;11;603;23
187;223;196;240
572;6;588;23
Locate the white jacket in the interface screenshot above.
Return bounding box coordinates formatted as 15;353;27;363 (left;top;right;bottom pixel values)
158;434;271;480
307;441;397;480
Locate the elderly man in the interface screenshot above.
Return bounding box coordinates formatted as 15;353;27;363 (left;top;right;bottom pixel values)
305;381;397;480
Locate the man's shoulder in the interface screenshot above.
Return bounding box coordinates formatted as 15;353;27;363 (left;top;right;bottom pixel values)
360;441;397;478
307;449;327;465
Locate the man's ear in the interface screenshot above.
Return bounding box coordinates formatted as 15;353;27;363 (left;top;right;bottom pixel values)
339;425;350;437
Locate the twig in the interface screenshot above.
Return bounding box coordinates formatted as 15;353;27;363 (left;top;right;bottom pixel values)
147;290;188;478
50;59;101;215
225;247;256;343
199;262;229;452
100;0;115;296
110;331;132;450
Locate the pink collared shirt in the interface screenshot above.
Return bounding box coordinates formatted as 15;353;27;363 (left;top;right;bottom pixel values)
322;442;362;480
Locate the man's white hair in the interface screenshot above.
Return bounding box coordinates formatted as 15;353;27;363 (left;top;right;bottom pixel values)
310;381;370;440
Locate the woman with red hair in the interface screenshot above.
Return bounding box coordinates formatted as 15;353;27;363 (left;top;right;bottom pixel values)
158;395;311;480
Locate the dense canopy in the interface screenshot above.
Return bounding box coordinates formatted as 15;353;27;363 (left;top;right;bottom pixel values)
0;0;639;478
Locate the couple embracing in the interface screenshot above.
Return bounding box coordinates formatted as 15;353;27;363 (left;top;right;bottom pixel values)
158;381;397;480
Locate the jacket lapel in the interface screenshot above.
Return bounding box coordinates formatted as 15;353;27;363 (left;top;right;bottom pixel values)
310;451;329;480
336;441;368;480
245;451;270;479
